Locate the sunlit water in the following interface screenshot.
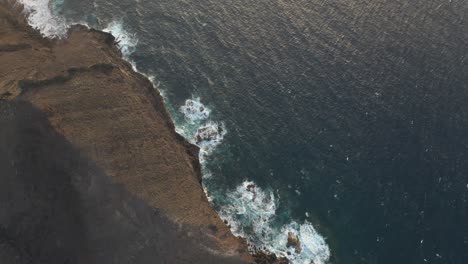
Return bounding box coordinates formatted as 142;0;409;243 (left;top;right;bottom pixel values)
19;0;468;263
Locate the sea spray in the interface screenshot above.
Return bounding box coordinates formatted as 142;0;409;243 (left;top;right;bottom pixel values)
177;99;330;264
180;99;211;122
17;2;331;262
19;0;138;58
102;20;138;59
18;0;68;37
217;181;331;264
178;98;226;162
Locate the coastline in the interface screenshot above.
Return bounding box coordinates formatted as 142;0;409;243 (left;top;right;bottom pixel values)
5;0;466;263
0;0;257;262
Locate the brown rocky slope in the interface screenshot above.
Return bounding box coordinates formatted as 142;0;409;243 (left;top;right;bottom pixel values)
0;1;257;263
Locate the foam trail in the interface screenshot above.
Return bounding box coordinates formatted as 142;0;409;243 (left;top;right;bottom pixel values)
103;21;138;58
177;99;330;263
16;2;329;262
18;0;68;37
218;181;331;264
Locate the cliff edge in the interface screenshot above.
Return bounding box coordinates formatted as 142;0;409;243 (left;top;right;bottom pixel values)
0;1;254;263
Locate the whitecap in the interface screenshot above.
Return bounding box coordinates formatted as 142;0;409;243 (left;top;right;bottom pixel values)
174;97;226;162
218;181;331;264
219;181;277;236
299;222;331;264
195;121;226;160
103;21;138;58
180;98;211;122
18;0;68;37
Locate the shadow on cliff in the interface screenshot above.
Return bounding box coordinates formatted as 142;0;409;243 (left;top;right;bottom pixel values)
0;99;245;264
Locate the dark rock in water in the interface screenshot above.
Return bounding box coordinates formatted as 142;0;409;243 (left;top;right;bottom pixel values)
0;1;253;263
246;184;256;191
246;183;258;201
180;99;210;122
195;124;222;144
286;232;302;254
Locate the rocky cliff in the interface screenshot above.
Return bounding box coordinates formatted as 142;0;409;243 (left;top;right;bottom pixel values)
0;1;253;263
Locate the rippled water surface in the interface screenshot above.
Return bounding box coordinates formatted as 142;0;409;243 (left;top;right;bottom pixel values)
23;0;468;262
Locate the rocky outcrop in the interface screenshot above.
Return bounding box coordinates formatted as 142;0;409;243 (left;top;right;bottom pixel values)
286;232;302;254
0;1;252;263
252;249;289;264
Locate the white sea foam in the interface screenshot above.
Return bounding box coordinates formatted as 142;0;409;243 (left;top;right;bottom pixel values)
103;21;138;58
195;121;226;156
177;98;226;162
177;99;329;263
17;0;138;61
180;98;211;122
16;3;327;262
18;0;68;37
218;181;277;236
219;181;331;264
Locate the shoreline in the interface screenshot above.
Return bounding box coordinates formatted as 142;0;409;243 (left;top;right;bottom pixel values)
0;0;257;262
1;1;328;263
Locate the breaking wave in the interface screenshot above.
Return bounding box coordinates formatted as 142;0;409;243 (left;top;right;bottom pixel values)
18;0;138;60
177;98;330;264
16;2;330;263
217;181;331;264
180;98;211;122
17;0;68;37
177;98;226;162
195;121;226;157
102;20;138;58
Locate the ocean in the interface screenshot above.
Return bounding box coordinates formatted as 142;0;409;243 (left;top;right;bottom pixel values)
18;0;468;263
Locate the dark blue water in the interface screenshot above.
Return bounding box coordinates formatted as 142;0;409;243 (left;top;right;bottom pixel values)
37;0;468;262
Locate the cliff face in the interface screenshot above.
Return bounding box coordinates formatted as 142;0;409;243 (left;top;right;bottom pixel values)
0;1;252;263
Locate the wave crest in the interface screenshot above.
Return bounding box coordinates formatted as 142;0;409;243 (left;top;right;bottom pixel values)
18;0;68;37
218;181;331;264
196;121;226;155
103;21;138;58
180;98;211;122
